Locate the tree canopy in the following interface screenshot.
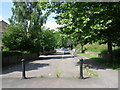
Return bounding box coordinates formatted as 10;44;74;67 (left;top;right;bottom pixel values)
47;2;120;61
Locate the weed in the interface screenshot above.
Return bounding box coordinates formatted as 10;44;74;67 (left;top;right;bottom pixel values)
88;70;98;77
55;71;62;78
39;75;45;78
73;75;80;79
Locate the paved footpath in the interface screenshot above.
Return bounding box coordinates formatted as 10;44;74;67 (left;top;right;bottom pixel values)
1;49;118;88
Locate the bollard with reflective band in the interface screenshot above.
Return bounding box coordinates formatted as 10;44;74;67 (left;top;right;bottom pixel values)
80;59;84;79
21;59;26;79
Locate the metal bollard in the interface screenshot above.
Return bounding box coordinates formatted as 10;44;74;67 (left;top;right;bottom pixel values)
21;59;26;79
80;59;84;79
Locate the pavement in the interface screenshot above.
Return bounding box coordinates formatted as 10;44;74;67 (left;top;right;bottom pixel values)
1;49;118;88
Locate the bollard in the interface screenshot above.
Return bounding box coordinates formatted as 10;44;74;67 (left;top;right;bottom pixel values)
80;59;84;79
21;59;26;79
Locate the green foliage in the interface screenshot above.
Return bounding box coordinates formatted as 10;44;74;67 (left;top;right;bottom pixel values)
2;47;9;52
3;2;120;59
41;27;56;52
2;24;33;52
53;31;72;48
2;2;57;55
54;31;62;47
2;24;57;54
47;2;120;61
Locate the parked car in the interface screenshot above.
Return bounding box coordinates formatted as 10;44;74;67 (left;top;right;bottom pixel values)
64;49;70;54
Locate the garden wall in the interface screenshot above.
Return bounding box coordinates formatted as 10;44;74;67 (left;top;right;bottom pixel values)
98;53;120;62
2;52;38;67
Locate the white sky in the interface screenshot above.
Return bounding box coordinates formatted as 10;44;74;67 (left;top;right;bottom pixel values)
43;13;62;30
44;22;60;29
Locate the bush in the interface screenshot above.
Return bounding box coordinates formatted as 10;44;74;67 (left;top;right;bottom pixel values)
41;27;56;53
2;25;57;55
2;24;33;52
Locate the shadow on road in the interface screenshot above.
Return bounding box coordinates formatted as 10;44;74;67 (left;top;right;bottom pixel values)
2;63;49;74
83;58;108;70
76;57;108;70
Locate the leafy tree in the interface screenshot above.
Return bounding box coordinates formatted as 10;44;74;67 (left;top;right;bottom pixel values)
49;2;92;52
54;31;63;48
5;2;50;55
2;24;33;51
47;2;120;61
86;3;120;61
41;26;56;53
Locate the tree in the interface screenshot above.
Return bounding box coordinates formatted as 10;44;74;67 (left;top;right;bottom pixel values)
2;24;33;51
47;2;120;61
6;2;50;55
40;26;56;54
48;2;92;52
87;3;120;62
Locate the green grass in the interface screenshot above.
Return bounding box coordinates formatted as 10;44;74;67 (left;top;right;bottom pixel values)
85;43;107;53
77;52;96;58
77;43;119;53
76;43;107;53
77;52;120;70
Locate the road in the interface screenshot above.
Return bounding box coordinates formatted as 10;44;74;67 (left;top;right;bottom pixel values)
2;49;80;78
1;49;118;88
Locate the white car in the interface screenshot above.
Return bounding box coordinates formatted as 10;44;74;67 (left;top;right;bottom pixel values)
64;49;70;54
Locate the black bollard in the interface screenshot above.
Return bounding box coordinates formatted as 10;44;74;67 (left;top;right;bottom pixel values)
21;59;26;79
80;59;84;79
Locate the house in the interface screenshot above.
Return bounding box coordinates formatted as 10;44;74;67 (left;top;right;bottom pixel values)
0;20;8;33
0;20;8;47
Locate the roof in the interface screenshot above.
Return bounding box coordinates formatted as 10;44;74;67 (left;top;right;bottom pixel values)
0;20;8;25
0;20;8;33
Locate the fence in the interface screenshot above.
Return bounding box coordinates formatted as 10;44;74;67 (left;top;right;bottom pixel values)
2;52;38;67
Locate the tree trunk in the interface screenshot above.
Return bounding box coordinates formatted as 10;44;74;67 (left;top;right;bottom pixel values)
107;38;113;62
81;44;84;53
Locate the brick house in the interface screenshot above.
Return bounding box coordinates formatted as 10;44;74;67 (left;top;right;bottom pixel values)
0;20;8;47
0;20;8;33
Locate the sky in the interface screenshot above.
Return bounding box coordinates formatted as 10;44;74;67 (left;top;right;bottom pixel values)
0;2;61;29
